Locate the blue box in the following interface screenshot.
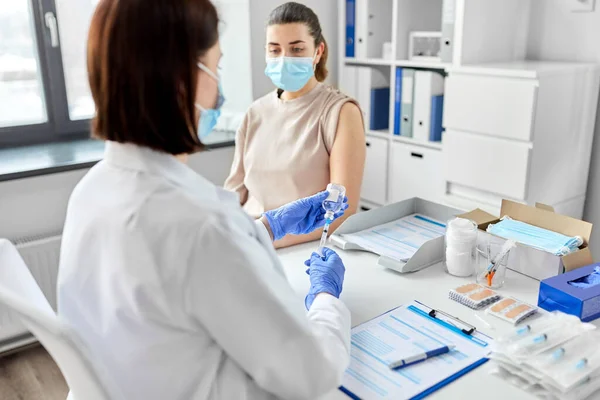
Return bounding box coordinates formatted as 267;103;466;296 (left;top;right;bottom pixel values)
538;263;600;322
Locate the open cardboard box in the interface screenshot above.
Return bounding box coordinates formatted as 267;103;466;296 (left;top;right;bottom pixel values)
459;200;593;281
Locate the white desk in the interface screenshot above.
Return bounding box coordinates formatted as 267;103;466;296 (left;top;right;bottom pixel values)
277;242;540;400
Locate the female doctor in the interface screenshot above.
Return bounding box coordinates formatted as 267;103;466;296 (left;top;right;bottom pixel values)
57;0;351;399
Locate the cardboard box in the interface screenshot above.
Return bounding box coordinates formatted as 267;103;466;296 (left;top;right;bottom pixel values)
459;200;593;281
538;263;600;322
330;198;462;273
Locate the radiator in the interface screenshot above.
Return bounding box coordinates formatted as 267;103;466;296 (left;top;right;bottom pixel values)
0;234;61;352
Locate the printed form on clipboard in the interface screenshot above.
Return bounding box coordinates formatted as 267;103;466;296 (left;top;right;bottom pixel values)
341;301;493;400
339;214;446;262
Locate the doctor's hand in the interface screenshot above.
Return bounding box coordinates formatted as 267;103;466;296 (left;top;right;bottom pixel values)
263;190;349;241
304;248;346;310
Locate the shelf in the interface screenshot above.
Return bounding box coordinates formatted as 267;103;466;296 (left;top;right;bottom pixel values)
392;135;443;150
444;61;600;79
344;58;451;70
345;58;394;67
394;60;451;70
366;130;391;139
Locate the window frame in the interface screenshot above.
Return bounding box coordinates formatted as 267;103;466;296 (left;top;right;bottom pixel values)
0;0;91;148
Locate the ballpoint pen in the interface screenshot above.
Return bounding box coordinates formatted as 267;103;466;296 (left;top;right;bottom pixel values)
388;345;456;370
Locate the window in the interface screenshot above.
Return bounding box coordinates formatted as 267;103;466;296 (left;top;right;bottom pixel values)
0;0;97;147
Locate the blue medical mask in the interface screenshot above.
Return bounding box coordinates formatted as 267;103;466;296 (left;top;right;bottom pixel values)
487;217;584;256
195;62;225;139
264;52;317;92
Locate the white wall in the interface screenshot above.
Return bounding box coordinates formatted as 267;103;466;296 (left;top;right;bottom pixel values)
0;147;235;241
249;0;339;99
526;0;600;256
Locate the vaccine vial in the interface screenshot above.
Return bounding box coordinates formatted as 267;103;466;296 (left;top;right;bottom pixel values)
322;183;346;223
317;183;346;256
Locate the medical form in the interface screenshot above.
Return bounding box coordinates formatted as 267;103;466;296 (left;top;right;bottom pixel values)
341;301;492;400
340;214;446;262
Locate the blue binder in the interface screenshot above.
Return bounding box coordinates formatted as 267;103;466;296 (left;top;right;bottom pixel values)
369;87;390;131
346;0;356;57
339;301;491;400
429;95;444;142
393;68;402;135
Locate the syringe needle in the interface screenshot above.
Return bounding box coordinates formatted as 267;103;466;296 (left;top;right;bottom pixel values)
317;223;330;257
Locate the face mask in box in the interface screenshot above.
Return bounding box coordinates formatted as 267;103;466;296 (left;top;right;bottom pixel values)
487;217;583;256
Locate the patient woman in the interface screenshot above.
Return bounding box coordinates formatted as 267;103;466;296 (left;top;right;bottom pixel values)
225;2;365;248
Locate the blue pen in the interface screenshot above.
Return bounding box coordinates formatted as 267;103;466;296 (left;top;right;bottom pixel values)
388;345;456;370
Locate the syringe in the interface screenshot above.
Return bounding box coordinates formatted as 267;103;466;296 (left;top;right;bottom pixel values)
316;183;346;257
317;219;332;256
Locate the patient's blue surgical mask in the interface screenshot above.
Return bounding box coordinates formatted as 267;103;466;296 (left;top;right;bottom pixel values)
264;51;317;92
195;62;225;139
487;217;583;256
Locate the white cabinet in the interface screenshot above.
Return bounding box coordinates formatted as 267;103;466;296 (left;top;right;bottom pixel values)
390;142;444;203
340;0;600;218
361;137;388;205
444;131;531;200
444;75;538;141
443;63;600;218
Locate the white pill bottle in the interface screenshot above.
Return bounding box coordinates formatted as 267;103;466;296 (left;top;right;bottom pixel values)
444;218;478;277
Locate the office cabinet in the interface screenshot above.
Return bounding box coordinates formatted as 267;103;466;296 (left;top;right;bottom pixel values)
339;0;600;218
361;137;388;205
390;142;444;203
443;63;600;218
444;75;538;141
444;130;531;200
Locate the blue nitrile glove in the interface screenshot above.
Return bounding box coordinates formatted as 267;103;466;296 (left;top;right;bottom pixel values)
304;248;346;310
568;266;600;288
263;190;349;241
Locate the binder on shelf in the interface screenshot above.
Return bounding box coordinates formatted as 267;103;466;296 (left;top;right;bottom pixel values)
330;197;462;273
430;95;444;142
354;0;368;59
345;0;356;58
370;87;390;131
352;0;393;59
401;69;415;138
393;68;402;135
413;71;444;142
356;67;389;131
440;0;456;63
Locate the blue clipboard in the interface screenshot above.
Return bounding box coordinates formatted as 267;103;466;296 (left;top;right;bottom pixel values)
339;300;492;399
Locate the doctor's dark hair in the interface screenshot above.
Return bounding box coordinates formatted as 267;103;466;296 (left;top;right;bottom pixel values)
87;0;219;154
267;2;329;82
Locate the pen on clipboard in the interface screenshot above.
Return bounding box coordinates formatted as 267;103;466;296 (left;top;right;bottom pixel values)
388;345;456;370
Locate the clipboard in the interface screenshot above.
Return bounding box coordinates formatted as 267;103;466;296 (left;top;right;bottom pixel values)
340;301;493;400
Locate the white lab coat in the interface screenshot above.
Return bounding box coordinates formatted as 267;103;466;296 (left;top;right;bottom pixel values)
57;142;351;400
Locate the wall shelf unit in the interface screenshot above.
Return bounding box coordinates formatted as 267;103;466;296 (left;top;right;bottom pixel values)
339;0;600;219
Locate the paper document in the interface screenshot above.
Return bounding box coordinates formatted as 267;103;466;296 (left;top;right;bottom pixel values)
341;301;492;399
340;214;446;262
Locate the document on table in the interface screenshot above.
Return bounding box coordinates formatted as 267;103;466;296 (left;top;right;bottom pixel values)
340;214;446;262
341;301;492;400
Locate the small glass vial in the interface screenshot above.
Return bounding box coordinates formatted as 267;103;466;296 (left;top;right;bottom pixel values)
322;183;346;223
317;183;346;256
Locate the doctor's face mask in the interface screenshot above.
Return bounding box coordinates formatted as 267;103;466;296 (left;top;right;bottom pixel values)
195;62;224;139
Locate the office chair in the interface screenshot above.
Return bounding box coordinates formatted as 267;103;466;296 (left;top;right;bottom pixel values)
0;239;122;400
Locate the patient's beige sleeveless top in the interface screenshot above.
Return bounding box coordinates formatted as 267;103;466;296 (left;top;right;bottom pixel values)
224;83;358;217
